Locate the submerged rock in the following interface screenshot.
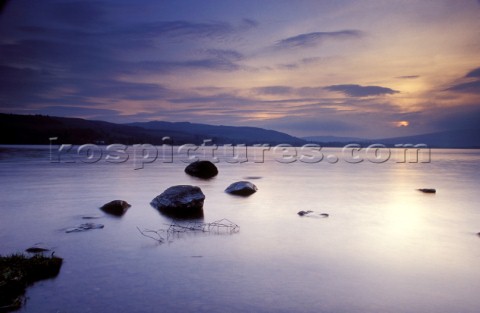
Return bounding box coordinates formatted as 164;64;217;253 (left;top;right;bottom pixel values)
25;247;50;254
298;211;329;218
185;160;218;179
297;210;313;216
225;181;258;196
65;223;104;233
81;215;103;219
100;200;131;217
151;185;205;218
418;188;436;194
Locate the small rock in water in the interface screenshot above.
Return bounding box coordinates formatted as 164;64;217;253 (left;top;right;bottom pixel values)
298;210;313;216
65;223;104;233
100;200;131;217
418;188;436;194
477;232;480;238
25;247;50;254
243;176;262;180
225;181;258;196
320;213;329;218
185;160;218;179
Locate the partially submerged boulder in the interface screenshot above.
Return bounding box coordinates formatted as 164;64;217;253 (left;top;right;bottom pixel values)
65;223;104;233
185;160;218;179
225;181;258;196
298;211;329;218
418;188;436;194
100;200;131;217
151;185;205;218
297;210;313;216
25;247;50;254
81;215;103;219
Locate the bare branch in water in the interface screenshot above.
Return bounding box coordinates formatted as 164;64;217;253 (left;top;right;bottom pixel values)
137;219;239;244
136;227;166;243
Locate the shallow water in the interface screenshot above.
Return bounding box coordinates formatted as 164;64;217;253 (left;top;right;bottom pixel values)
1;145;479;313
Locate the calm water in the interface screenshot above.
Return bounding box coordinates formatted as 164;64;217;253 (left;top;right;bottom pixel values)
1;145;479;313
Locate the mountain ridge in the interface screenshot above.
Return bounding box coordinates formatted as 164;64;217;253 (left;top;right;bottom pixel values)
303;135;367;143
376;128;480;148
127;120;305;145
0;113;478;148
303;129;480;148
0;113;305;145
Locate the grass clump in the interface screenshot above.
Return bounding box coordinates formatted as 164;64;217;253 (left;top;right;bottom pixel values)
0;253;63;311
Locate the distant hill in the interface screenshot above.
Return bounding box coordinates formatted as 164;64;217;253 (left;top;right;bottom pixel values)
303;135;367;144
1;113;478;148
0;113;305;145
376;129;480;148
127;121;306;145
303;129;480;148
0;113;172;145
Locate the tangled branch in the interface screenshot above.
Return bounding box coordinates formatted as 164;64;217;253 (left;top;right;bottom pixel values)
137;219;239;244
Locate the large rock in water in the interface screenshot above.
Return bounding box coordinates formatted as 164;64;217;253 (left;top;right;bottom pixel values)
100;200;131;216
185;160;218;179
225;181;258;196
151;185;205;218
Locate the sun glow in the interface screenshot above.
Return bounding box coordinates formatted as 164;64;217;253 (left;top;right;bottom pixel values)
396;120;409;127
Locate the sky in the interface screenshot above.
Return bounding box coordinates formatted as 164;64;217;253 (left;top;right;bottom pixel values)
0;0;479;138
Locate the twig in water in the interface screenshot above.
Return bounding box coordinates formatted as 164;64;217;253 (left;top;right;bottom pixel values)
136;227;166;243
137;219;239;244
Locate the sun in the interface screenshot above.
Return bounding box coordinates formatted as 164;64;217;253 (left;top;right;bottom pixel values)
395;120;410;127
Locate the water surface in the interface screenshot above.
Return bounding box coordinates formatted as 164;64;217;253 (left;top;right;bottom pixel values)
1;146;479;313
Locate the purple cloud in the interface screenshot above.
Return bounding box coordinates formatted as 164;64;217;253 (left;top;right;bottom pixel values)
325;84;399;97
447;81;480;94
466;67;480;78
254;86;294;95
446;66;480;94
275;30;363;49
396;75;419;79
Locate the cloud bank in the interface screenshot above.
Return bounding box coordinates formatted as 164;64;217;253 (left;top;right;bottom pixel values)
275;30;363;49
324;85;399;97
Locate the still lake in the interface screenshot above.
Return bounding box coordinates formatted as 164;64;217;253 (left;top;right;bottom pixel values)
1;145;479;313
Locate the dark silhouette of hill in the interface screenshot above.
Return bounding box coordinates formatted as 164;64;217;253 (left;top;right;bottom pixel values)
1;113;477;147
376;129;480;148
302;135;369;147
303;130;480;148
0;113;305;145
127;121;306;145
303;135;366;143
0;113;177;145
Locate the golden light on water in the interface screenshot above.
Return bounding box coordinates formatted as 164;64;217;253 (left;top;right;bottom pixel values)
383;198;425;240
